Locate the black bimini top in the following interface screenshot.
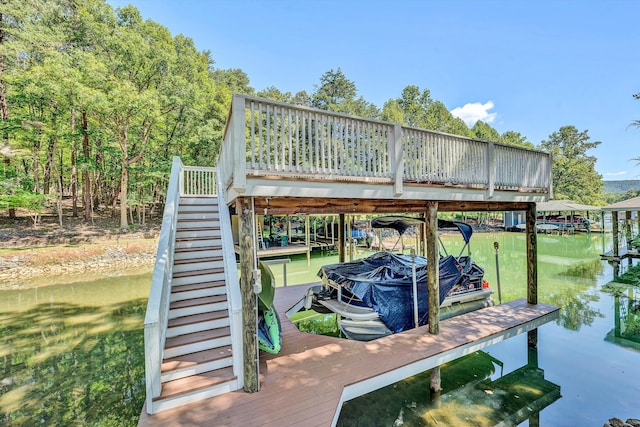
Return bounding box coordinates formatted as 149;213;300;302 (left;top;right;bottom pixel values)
370;216;473;244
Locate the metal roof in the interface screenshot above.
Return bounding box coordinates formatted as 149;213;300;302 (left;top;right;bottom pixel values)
536;199;601;212
602;196;640;211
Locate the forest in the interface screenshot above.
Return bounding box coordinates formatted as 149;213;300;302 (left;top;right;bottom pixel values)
0;0;608;229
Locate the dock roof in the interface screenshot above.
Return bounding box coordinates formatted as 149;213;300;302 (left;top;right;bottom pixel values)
536;199;601;212
602;195;640;211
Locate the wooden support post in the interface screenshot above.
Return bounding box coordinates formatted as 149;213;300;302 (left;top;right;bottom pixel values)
429;366;442;401
338;213;345;263
305;214;311;266
426;201;439;334
527;328;538;368
526;203;538;305
237;197;259;392
613;211;619;258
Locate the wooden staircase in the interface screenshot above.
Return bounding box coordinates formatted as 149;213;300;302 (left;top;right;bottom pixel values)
152;196;239;412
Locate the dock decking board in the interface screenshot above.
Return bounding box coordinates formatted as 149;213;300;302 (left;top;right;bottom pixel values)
139;284;559;427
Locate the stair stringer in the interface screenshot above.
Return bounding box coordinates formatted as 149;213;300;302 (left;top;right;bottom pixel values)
216;179;244;391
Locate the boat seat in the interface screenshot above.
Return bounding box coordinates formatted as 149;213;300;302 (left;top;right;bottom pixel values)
318;299;379;321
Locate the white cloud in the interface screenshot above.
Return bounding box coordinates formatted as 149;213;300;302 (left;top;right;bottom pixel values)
603;171;627;177
450;101;497;126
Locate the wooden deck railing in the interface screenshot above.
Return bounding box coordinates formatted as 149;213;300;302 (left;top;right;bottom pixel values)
144;156;182;412
181;166;217;197
218;94;552;198
144;158;243;413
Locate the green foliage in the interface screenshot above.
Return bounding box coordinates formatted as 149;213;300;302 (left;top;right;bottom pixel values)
0;299;146;426
539;126;603;205
311;68;379;118
472;120;503;142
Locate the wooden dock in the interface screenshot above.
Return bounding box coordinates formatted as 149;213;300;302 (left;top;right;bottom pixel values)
600;247;640;262
139;284;559;427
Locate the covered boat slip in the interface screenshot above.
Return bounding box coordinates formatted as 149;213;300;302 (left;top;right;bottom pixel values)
139;94;555;423
138;284;559;427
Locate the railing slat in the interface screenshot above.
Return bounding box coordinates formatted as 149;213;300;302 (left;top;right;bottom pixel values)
223;95;551;193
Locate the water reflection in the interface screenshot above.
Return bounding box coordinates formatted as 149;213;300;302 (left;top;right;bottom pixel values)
0;273;150;426
337;341;561;426
603;284;640;352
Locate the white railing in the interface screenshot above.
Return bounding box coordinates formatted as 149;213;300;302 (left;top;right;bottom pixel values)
144;156;182;413
181;166;217;197
402;127;487;187
218;94;553;197
216;169;243;390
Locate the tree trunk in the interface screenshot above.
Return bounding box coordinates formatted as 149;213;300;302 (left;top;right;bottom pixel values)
1;15;15;219
43;134;56;195
82;111;92;221
93;138;103;210
70;110;78;217
120;164;128;229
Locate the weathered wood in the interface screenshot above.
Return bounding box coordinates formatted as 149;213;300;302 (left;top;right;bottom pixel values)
237;197;259;392
527;329;538;368
251;196;533;216
526;203;538;305
338;213;345;263
613;211;619;258
139;287;559;427
426;201;439;335
430;366;442;396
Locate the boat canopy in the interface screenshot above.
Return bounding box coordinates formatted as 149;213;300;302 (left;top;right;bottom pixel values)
371;216;473;244
318;252;467;333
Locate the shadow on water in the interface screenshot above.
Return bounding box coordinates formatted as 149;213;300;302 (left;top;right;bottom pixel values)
0;299;147;426
336;348;561;427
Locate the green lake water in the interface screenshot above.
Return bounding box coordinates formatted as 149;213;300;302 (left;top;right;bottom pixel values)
1;232;640;426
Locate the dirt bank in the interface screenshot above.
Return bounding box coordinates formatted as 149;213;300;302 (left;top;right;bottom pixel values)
0;207;161;288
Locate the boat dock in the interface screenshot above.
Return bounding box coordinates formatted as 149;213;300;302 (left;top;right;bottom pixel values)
139;283;559;427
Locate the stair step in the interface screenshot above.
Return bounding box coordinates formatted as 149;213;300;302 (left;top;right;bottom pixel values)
174;237;222;250
154;367;236;402
174;255;223;265
161;346;233;382
169;295;228;319
166;310;230;338
173;267;225;280
164;326;232;359
165;327;232;352
170;294;227;310
174;245;222;254
175;228;221;239
171;280;226;301
173;260;224;275
177;212;219;220
179;197;218;206
174;249;222;262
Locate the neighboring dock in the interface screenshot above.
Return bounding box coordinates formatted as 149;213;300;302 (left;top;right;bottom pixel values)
138;283;559;427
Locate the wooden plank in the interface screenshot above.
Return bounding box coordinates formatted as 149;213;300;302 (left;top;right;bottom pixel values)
237;197;258;392
526;203;538;304
140;284;559;427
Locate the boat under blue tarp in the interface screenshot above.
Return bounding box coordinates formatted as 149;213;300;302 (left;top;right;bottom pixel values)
318;252;468;333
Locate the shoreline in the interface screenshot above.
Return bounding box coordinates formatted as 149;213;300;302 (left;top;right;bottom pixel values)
0;237;158;289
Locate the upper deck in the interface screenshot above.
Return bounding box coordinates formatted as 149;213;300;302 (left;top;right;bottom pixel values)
218;94;551;212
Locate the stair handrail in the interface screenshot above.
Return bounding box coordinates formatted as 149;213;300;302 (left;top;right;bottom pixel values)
216;165;244;389
144;156;183;412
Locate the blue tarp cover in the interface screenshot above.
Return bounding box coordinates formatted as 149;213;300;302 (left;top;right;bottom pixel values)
318;252;467;333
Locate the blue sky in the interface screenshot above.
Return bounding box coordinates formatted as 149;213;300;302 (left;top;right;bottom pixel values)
107;0;640;181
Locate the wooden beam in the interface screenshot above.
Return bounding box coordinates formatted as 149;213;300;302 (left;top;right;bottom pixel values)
250;196;532;215
338;213;345;263
237;197;259;392
426;201;439;334
613;211;619;258
526;203;537;305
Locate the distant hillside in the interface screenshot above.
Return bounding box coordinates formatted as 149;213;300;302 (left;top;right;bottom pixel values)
603;180;640;193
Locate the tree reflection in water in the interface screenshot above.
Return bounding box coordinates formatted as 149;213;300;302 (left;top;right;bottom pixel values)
0;300;146;426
